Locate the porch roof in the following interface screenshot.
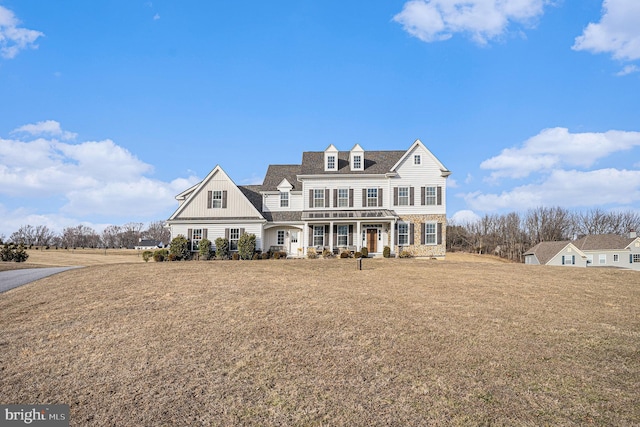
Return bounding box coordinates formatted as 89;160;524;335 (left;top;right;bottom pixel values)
302;209;398;221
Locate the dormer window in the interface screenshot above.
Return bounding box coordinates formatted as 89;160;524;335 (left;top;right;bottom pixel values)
327;155;336;170
350;143;364;171
324;144;339;172
353;155;361;169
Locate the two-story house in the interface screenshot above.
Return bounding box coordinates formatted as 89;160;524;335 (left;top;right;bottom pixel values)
166;139;451;257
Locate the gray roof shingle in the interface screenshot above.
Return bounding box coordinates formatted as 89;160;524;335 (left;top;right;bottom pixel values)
300;151;405;175
573;234;634;250
524;241;572;265
261;165;301;191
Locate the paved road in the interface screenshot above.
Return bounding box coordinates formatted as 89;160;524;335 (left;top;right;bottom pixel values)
0;267;82;293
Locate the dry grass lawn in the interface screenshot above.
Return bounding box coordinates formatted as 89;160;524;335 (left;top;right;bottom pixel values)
0;252;638;426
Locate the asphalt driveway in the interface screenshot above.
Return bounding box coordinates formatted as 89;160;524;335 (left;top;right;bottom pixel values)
0;267;82;293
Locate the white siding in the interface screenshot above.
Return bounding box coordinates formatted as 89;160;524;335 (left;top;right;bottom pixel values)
302;177;388;209
171;222;264;251
263;192;304;212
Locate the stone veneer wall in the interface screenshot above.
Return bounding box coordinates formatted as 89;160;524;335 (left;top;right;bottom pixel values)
395;214;447;258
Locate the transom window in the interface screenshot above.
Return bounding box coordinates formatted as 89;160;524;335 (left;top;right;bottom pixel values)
191;229;202;251
313;189;325;208
425;186;436;205
338;188;349;207
313;225;324;247
424;223;436;244
327;155;336;170
337;225;348;246
398;187;409;206
414;154;421;165
367;188;378;207
398;223;409;245
353;155;362;169
280;191;289;208
211;190;222;208
229;228;240;251
277;230;285;245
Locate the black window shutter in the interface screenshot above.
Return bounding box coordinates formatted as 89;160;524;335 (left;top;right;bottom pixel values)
421;223;426;245
378;188;383;207
308;226;313;246
349;189;354;207
325;189;330;208
324;225;329;245
222;190;228;208
207;191;212;209
437;186;442;205
393;187;398;206
410;187;415;206
409;223;414;245
395;222;398;245
421;187;425;205
309;189;313;208
333;189;338;208
437;223;443;245
333;225;337;246
572;255;575;265
562;256;565;265
349;225;353;245
362;189;366;207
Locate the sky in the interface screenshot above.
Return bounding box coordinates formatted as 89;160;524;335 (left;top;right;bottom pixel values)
1;0;639;237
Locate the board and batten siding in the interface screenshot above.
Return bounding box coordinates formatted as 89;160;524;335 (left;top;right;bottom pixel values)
171;223;264;251
175;171;262;219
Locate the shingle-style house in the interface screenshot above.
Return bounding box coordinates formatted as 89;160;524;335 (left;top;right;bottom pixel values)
524;232;640;270
166;140;451;258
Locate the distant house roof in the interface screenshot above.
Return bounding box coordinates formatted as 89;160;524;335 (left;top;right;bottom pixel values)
524;241;573;265
573;234;634;251
300;150;405;175
135;239;162;248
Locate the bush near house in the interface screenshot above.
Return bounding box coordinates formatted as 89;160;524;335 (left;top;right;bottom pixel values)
199;238;213;260
383;246;391;258
169;235;191;261
361;247;368;258
142;251;153;262
237;233;256;260
215;237;229;260
153;249;169;262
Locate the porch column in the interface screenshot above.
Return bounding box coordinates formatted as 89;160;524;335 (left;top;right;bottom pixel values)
303;221;309;251
356;221;362;251
389;220;396;256
329;221;334;253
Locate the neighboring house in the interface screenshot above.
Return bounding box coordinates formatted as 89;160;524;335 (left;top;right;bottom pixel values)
133;239;164;250
166;140;451;258
524;232;640;271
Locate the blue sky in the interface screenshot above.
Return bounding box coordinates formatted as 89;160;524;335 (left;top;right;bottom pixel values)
1;0;639;237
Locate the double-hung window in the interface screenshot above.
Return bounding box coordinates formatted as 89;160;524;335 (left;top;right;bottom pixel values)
313;225;324;247
424;223;436;244
229;228;240;251
337;225;348;246
313;189;325;208
633;254;640;263
414;154;421;165
398;223;409;245
327;155;336;170
338;188;349;207
211;191;222;208
277;230;285;245
367;188;378;207
353;155;362;169
599;254;606;265
191;229;202;251
425;186;437;205
398;187;409;206
280;191;289;208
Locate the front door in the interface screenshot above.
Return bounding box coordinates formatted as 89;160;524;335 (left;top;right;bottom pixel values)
366;228;377;253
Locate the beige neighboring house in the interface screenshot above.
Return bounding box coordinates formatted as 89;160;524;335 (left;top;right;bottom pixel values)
166;140;451;258
524;232;640;271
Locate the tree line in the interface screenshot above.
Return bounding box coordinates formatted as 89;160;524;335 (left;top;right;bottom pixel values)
1;221;170;249
447;207;640;262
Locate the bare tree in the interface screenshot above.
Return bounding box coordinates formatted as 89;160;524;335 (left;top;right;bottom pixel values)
144;221;170;244
119;222;144;249
10;225;37;245
61;225;100;248
102;225;122;248
524;207;572;244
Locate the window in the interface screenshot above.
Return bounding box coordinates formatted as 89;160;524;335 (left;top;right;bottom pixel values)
280;191;289;208
599;254;606;264
327;155;336;170
338;188;349;207
353;155;362;169
414;154;421;165
633;254;640;263
398;223;409;245
425;186;436;205
613;254;619;262
229;228;240;251
191;229;202;251
367;188;378;207
337;225;348;246
424;223;436;244
313;189;325;208
277;230;285;245
398;187;409;206
291;231;298;243
313;225;324;247
211;190;222;208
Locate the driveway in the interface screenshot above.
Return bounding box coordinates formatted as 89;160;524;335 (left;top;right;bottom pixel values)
0;267;82;293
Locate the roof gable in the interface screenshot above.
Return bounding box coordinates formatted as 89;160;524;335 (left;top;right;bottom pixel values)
573;234;634;251
525;241;584;265
390;139;450;176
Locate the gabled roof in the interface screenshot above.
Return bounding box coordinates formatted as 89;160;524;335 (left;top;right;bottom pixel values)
238;185;263;213
300;150;405;175
261;165;301;191
390;139;450;176
573;234;635;251
524;241;576;265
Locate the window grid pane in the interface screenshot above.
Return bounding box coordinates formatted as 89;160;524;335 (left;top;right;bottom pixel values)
425;187;436;205
337;225;348;246
212;191;222;208
425;223;436;244
367;188;378;207
398;223;408;245
398;187;409;206
314;189;324;208
338;189;349;207
280;192;289;207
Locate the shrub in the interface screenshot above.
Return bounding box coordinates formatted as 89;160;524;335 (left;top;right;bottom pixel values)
361;247;368;258
354;251;362;258
142;250;153;262
383;246;391;258
322;248;334;258
399;250;413;258
340;250;351;258
1;244;14;261
238;233;256;260
199;238;213;260
169;235;191;261
261;252;270;260
307;247;318;259
153;249;168;262
252;252;260;260
273;251;281;260
13;244;29;262
231;252;240;260
215;237;229;260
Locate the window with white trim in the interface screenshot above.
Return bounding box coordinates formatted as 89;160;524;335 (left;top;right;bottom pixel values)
337;225;348;246
291;231;298;243
425;186;436;205
424;223;436;244
327;155;336;170
633;254;640;263
338;188;349;207
229;228;240;251
277;230;285;245
398;223;409;245
191;229;202;251
613;254;619;262
353;155;362;169
398;187;409;206
414;154;421;165
280;191;289;208
313;189;325;208
211;190;222;208
599;254;606;264
367;188;378;207
313;225;324;247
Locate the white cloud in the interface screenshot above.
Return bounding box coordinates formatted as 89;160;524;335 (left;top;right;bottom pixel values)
450;209;481;225
465;168;640;211
0;5;44;59
153;13;160;20
481;127;640;180
573;0;640;61
0;121;199;225
616;64;640;76
393;0;549;45
12;120;77;140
